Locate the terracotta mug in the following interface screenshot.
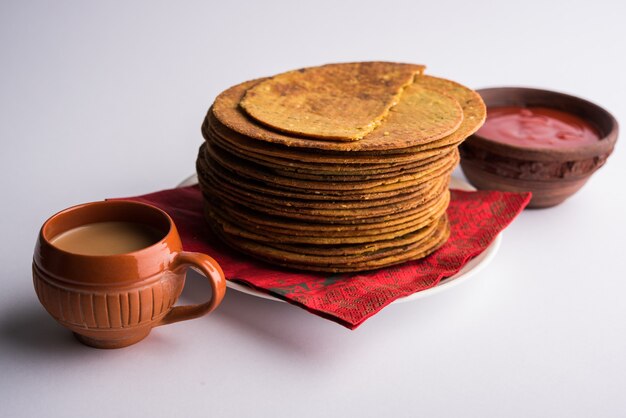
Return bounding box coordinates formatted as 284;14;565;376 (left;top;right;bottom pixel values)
32;200;226;349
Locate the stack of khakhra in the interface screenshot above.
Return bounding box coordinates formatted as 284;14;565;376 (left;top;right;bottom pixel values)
196;62;485;272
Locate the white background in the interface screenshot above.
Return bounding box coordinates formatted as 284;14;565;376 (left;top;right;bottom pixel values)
1;1;625;417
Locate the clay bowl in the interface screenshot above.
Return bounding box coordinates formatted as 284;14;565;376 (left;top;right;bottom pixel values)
459;87;618;208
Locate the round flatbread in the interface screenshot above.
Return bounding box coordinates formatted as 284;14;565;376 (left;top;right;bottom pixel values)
240;62;425;141
203;188;449;244
206;130;453;178
213;78;465;151
204;142;458;192
209;215;450;272
205;114;458;165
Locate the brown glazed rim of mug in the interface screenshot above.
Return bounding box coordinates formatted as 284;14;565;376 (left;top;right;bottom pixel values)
469;87;619;161
41;200;173;259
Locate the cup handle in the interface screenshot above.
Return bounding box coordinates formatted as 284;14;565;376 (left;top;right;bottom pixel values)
156;252;226;326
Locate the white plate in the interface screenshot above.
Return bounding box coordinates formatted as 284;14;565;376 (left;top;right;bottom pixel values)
178;175;501;303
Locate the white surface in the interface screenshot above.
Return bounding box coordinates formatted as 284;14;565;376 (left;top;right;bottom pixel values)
1;1;625;417
178;174;502;304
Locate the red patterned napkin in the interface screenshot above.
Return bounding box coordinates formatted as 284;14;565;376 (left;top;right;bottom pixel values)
118;185;530;329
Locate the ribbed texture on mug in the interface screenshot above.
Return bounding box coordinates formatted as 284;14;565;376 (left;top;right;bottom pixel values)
33;264;179;329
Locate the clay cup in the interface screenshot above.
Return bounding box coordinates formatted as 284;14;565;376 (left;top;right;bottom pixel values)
32;200;226;348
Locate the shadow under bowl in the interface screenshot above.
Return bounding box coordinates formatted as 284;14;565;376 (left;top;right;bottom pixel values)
459;87;618;208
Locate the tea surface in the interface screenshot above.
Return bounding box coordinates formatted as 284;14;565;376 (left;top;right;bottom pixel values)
51;221;163;255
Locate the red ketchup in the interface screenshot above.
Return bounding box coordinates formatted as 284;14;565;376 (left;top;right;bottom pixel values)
476;106;599;148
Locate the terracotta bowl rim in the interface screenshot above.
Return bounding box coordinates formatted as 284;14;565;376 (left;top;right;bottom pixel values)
469;86;619;160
